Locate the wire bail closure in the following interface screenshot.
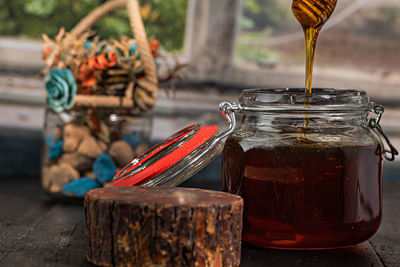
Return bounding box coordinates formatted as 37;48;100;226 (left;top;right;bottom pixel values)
218;101;239;140
368;103;399;161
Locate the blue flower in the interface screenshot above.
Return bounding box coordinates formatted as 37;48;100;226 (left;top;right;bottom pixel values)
45;68;77;113
129;43;140;58
84;40;93;50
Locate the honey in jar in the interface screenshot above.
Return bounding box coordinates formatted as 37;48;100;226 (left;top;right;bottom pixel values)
222;88;385;249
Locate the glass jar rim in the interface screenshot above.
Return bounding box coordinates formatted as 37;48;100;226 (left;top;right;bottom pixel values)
239;88;370;112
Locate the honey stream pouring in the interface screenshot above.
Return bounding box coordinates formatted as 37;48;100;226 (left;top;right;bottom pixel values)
292;0;337;141
292;0;338;96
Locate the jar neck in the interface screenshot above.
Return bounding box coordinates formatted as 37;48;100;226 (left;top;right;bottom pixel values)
241;112;368;130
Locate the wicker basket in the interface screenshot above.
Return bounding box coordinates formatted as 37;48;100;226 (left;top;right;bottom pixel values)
44;0;158;112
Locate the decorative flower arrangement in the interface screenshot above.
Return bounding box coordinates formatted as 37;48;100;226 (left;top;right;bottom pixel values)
42;28;160;113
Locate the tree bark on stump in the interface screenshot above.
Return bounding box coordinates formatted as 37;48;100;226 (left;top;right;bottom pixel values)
85;186;243;267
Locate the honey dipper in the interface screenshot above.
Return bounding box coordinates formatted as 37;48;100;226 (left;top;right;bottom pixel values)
292;0;337;30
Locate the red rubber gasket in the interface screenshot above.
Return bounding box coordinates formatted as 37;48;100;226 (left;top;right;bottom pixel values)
113;124;218;186
115;125;195;178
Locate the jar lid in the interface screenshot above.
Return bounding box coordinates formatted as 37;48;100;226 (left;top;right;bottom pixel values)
113;102;237;187
239;88;371;112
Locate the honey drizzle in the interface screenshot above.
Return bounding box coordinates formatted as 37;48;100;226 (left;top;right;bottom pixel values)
292;0;337;140
292;0;337;94
304;27;319;99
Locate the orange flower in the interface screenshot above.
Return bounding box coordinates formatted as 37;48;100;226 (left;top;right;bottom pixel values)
79;52;117;93
42;45;52;60
149;40;160;58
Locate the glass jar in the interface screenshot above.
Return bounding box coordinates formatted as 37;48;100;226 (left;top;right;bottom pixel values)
222;88;395;249
42;107;152;199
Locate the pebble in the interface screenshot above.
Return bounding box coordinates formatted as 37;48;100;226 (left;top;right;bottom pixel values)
93;152;117;183
45;135;63;160
77;136;104;158
83;171;96;180
108;140;135;167
63;124;90;152
59;152;93;172
122;133;142;148
62;177;100;197
49;184;62;194
51;127;63;139
135;143;149;157
98;140;108;151
42;163;80;193
102;181;114;188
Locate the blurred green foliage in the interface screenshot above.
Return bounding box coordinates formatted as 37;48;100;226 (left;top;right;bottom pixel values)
238;0;292;65
0;0;187;51
236;43;280;66
242;0;292;32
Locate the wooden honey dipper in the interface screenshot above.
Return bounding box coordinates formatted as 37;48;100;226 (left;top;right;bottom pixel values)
292;0;337;30
292;0;338;95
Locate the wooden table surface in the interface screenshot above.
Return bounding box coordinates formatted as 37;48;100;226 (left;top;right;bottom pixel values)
0;176;399;267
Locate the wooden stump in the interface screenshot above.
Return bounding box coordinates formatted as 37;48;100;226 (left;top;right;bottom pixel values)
85;186;243;267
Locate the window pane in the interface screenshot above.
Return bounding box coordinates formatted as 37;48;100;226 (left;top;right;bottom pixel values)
236;0;400;73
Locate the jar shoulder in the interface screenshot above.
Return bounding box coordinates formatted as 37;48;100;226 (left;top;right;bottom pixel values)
227;123;380;151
